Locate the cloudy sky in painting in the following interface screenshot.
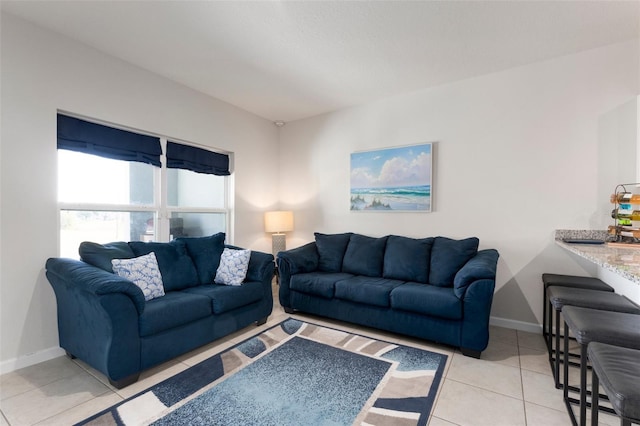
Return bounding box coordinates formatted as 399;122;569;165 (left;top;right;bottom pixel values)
350;144;431;189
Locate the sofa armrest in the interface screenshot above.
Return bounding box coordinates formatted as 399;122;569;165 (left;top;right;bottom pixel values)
277;242;319;274
223;245;274;284
460;277;497;352
453;249;499;299
245;250;275;283
45;257;143;383
455;249;498;353
277;242;319;309
45;257;145;314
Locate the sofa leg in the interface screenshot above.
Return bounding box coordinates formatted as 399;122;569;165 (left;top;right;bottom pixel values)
460;347;482;359
65;351;76;360
256;317;268;326
284;307;295;314
109;373;140;389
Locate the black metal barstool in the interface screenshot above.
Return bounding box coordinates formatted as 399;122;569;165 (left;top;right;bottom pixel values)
562;306;640;426
547;287;638;389
542;273;613;352
589;342;640;426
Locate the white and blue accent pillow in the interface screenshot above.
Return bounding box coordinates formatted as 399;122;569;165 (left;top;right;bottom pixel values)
214;248;251;286
112;252;165;301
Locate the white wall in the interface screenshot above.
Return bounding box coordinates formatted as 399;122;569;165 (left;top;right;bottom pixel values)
0;14;279;371
279;40;639;330
596;98;638;225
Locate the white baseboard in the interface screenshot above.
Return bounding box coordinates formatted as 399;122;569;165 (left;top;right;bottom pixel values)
0;346;66;375
490;316;542;334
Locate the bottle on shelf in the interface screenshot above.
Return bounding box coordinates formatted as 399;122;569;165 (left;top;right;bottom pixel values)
609;184;640;244
611;208;640;221
610;192;640;204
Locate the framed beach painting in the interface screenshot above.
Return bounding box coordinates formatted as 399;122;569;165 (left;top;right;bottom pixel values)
350;143;432;212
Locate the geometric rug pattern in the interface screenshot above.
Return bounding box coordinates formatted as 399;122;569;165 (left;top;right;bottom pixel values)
77;318;447;426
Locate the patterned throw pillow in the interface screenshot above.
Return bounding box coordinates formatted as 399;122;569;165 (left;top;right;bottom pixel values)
112;252;165;301
214;248;251;286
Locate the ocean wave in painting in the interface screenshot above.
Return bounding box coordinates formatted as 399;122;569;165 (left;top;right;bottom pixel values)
350;185;430;211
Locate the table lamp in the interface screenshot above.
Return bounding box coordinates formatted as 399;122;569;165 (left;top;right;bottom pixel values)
264;210;294;256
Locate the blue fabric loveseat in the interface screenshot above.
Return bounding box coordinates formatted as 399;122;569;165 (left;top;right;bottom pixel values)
45;233;274;388
278;233;499;357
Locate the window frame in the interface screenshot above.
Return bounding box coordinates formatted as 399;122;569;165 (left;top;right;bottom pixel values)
57;123;232;254
159;138;231;241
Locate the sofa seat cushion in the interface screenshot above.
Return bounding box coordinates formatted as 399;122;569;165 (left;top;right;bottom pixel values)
139;291;212;337
334;276;405;307
290;272;353;299
390;283;462;320
183;281;264;314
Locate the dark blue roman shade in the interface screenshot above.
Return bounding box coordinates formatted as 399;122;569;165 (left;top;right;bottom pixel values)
166;141;230;176
57;114;162;167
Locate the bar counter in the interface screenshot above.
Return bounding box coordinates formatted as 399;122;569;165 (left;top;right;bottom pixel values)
555;230;640;285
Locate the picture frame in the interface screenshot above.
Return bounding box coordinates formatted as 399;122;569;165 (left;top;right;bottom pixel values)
350;143;432;212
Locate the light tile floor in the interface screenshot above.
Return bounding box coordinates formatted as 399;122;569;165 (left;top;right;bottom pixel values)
0;285;622;426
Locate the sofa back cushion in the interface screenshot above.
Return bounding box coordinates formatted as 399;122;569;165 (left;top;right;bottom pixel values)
176;233;226;285
342;234;388;277
429;236;479;287
79;241;135;273
315;232;353;272
383;235;434;283
129;240;199;292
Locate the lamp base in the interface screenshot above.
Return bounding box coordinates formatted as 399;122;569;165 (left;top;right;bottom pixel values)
272;233;287;257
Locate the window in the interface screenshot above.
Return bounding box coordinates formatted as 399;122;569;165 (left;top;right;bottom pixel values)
166;168;227;239
57;114;230;258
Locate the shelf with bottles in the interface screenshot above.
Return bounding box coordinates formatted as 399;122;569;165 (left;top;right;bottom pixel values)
609;183;640;245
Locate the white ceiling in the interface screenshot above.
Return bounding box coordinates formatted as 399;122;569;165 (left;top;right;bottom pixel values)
2;1;639;122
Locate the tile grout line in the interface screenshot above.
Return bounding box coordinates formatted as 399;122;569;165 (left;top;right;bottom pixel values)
517;331;529;426
38;362;115;426
427;349;451;425
0;360;89;405
444;376;525;402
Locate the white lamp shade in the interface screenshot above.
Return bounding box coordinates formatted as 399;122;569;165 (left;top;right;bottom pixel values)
264;211;294;233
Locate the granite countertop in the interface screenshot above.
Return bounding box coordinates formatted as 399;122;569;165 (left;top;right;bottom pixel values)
555;229;640;284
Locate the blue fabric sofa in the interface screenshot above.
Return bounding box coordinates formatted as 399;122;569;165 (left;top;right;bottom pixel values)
45;233;274;388
278;233;499;357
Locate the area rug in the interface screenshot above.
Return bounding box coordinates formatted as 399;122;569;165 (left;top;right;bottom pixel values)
78;318;447;426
